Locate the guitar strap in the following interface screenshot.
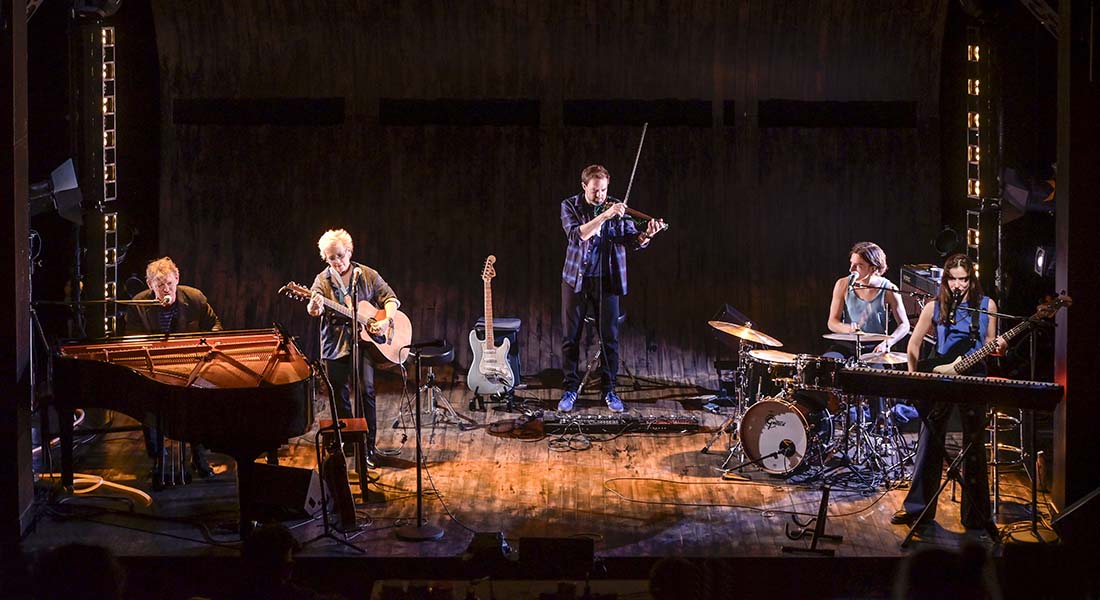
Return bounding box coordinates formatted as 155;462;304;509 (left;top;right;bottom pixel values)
968;297;981;343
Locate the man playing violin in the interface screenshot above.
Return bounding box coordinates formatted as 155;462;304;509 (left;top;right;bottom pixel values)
557;164;664;413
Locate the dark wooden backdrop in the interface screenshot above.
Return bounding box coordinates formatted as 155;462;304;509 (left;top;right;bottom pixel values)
145;1;947;386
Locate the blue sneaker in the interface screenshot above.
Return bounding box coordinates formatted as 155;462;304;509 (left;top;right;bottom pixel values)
604;390;624;413
557;391;578;412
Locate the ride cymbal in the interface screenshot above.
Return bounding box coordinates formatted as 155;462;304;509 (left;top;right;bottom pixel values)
708;320;783;347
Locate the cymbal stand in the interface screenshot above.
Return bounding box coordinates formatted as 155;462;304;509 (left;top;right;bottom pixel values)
703;341;750;468
817;393;874;487
869;399;915;485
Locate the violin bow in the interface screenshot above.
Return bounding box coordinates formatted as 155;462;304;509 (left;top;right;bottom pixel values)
621;122;647;208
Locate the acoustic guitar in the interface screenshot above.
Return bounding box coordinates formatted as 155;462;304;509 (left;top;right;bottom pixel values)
279;281;412;365
467;256;515;395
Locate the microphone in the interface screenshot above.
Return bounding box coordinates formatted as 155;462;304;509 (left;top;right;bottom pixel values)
847;272;857;290
160;294;173;307
403;339;446;349
946;290;962;325
352;266;363;285
778;439;797;458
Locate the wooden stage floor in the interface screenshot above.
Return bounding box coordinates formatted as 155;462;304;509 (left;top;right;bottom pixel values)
20;368;1059;598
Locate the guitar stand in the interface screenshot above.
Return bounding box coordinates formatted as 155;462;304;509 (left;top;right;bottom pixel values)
303;427;365;552
782;485;843;556
469;386;519;413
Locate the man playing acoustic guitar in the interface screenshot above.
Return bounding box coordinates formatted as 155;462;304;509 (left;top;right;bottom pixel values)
307;228;401;468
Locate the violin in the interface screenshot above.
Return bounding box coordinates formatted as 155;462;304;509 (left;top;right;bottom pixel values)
596;122;669;232
594;201;670;231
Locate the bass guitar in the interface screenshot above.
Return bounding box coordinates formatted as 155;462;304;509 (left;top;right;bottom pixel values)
919;293;1071;375
279;281;412;365
467;256;515;394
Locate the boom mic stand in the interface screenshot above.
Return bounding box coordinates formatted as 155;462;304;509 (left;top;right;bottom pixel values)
396;344;445;541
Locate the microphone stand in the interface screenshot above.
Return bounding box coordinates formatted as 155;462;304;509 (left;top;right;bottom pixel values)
396;346;445;541
350;269;363;424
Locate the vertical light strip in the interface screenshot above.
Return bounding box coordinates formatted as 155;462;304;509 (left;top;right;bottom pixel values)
101;26;118;335
965;26;982;269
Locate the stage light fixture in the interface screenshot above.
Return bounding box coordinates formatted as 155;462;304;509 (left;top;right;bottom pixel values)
1034;246;1055;277
29;159;84;224
967;111;980;128
967;44;981;62
967;78;981;95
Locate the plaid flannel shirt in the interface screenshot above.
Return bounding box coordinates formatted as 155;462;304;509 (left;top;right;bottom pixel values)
560;194;644;295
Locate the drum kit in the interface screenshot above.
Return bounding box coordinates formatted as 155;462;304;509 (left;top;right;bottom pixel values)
705;321;913;484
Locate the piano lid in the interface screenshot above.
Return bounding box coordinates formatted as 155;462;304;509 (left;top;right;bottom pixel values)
58;328;311;389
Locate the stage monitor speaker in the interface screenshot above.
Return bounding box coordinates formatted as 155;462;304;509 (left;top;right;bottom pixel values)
246;463;329;521
518;537;595;578
1052;485;1100;550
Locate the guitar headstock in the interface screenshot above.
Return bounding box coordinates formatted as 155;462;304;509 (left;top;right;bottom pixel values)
481;255;497;283
1035;292;1073;319
278;282;313;302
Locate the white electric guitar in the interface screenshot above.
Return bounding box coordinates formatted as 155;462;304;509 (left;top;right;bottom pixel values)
467;255;515;394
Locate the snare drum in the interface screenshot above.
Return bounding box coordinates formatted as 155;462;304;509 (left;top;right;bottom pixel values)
738;396;835;474
795;354;845;391
744;349;798;404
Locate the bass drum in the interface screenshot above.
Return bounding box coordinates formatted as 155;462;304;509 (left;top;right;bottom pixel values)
738;396;834;475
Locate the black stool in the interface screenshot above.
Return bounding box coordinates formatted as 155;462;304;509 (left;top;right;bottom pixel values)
580;312;639;393
414;341;459;424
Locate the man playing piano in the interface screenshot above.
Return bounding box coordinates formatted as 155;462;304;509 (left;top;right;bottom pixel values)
892;254;1006;531
307;229;401;468
125;256;222;479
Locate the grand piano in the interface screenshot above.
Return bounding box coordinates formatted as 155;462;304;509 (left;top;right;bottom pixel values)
53;328;314;531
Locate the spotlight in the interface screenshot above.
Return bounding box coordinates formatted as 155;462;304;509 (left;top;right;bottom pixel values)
1034;246;1055;277
29;159;83;224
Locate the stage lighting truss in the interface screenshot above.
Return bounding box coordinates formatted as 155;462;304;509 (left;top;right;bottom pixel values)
101;25;119;335
965;28;981;203
101;26;116;203
964;26;986;279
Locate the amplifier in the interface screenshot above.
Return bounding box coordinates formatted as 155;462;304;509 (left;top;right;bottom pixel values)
899;264;940;320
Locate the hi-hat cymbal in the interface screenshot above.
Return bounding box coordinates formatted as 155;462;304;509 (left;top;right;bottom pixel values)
708;320;783;347
822;332;890;342
861;351;908;365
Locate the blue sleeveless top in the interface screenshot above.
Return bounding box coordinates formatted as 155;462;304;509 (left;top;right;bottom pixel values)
843;278;895;334
933;296;991;356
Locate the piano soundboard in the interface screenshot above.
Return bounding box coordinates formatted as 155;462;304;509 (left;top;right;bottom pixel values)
836;366;1063;411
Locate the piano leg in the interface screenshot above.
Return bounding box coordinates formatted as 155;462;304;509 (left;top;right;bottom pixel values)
235;458;260;537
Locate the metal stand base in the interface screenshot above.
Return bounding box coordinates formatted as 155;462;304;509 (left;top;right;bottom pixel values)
1004;524;1059;544
396;523;445;541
